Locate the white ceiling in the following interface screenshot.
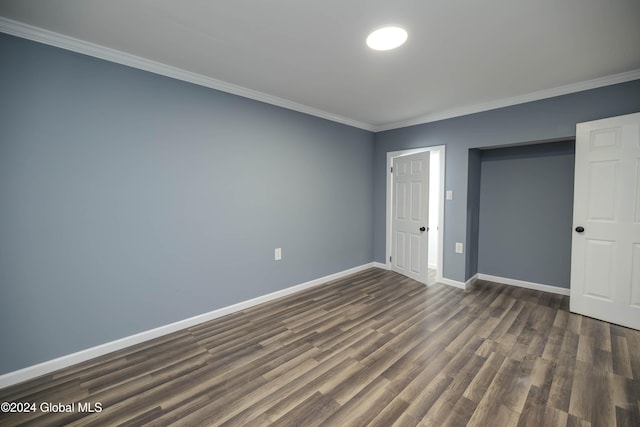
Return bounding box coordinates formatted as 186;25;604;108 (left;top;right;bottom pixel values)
1;0;639;131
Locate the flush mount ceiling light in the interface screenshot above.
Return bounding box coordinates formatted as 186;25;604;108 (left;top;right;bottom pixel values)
366;26;408;51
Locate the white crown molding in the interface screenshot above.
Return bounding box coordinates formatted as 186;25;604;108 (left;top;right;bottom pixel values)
374;69;640;132
0;17;375;132
1;17;638;134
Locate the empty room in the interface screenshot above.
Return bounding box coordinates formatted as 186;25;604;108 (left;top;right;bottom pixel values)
1;1;640;426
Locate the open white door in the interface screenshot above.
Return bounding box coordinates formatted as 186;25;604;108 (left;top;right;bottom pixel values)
391;151;430;285
570;112;640;330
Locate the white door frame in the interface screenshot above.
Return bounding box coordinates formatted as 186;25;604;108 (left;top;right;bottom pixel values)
570;112;640;330
386;145;446;285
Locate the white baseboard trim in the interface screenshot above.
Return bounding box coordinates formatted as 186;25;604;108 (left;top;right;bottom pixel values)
372;261;389;270
466;273;479;287
477;273;570;296
438;277;467;289
0;262;376;389
437;273;478;290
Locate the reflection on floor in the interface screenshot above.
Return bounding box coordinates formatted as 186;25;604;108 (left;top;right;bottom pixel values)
428;268;437;285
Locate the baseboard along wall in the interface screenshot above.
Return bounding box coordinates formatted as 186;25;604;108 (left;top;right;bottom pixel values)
437;273;569;296
0;265;570;389
0;263;377;389
476;273;570;296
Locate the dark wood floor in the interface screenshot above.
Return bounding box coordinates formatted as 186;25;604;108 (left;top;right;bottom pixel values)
1;268;639;426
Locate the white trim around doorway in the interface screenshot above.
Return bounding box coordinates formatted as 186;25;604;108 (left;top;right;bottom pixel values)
385;145;446;285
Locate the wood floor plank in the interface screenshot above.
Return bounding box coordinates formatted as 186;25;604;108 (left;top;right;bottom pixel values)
367;396;410;427
612;335;634;378
466;356;524;426
569;359;596;422
591;371;616;427
320;376;394;426
255;354;358;422
217;354;353;426
404;372;453;422
547;321;580;413
1;268;638;426
463;351;506;403
268;391;340;427
419;351;485;425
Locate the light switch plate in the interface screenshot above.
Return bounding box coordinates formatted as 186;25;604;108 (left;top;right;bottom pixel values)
275;248;282;260
455;242;463;253
446;190;453;200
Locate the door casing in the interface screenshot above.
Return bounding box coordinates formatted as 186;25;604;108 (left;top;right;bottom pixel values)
570;112;640;330
386;145;445;285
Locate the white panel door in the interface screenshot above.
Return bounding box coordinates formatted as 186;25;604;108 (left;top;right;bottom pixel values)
392;152;430;284
570;112;640;330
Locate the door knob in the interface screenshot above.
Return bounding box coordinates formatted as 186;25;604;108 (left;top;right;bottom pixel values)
575;226;585;233
419;226;426;232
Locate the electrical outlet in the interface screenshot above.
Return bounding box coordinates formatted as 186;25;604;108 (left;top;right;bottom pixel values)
446;190;453;200
455;242;463;254
274;248;282;261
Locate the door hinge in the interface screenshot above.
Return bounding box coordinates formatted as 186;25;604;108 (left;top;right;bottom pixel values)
390;166;393;173
389;256;392;262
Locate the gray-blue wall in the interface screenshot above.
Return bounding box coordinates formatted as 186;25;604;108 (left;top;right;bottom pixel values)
3;29;640;376
373;79;640;282
0;34;374;374
478;142;575;287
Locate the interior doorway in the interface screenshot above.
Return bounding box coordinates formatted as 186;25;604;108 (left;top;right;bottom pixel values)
570;112;640;330
386;145;445;285
390;151;431;284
